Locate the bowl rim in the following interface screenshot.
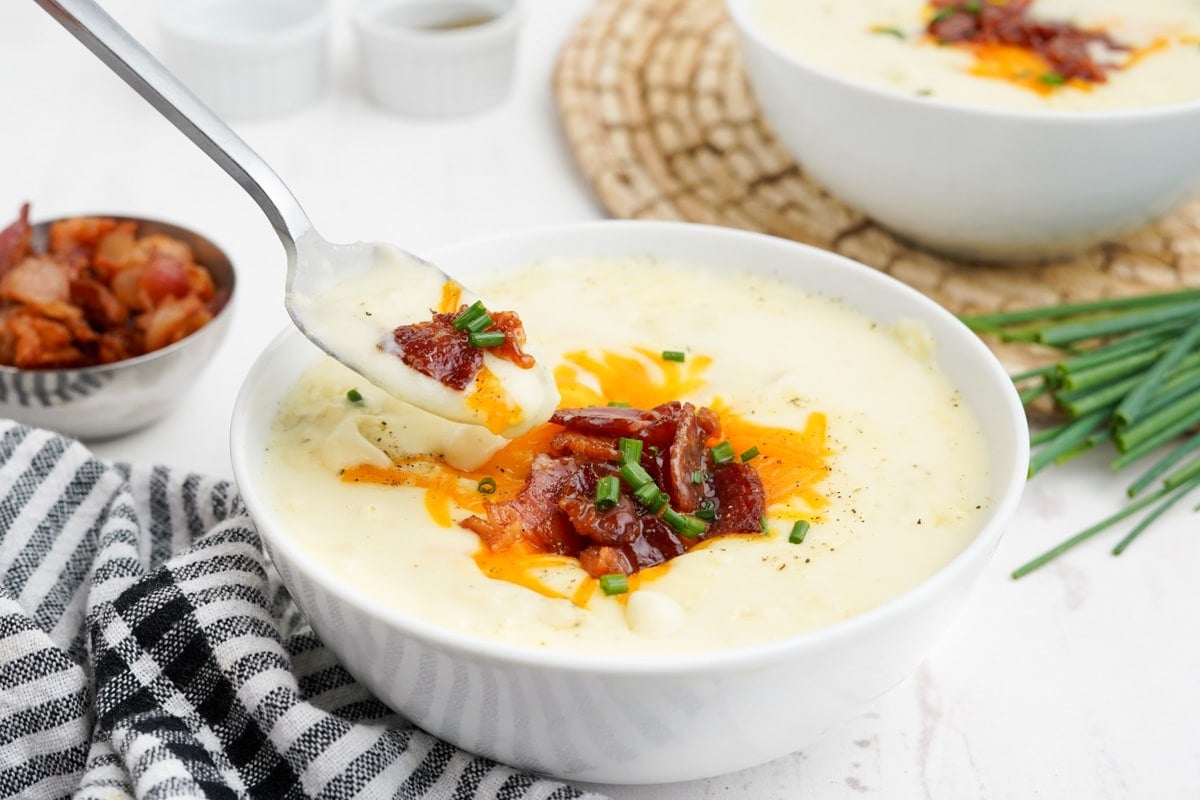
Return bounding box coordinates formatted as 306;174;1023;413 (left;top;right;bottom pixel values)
725;0;1200;123
231;219;1029;675
353;0;521;44
0;213;237;378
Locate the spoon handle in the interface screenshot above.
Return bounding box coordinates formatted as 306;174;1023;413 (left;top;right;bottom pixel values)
34;0;314;255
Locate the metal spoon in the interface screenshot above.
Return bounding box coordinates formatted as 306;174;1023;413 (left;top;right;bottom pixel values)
34;0;558;438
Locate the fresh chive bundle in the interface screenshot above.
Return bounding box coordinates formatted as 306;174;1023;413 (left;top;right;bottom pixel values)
961;289;1200;577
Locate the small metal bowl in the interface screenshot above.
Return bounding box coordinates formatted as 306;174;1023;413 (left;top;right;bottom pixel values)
0;216;236;440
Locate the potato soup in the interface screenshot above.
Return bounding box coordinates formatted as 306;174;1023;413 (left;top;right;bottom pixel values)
263;259;993;656
750;0;1200;111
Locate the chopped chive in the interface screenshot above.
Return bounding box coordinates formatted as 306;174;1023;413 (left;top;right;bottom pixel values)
607;400;631;407
964;0;981;11
599;573;629;596
679;516;707;538
595;476;620;511
759;515;769;533
632;482;667;512
619;437;643;466
661;350;686;362
1038;72;1066;86
695;507;717;522
662;508;705;538
477;477;497;494
346;388;364;404
452;300;490;332
468;330;506;348
740;446;760;463
873;25;905;39
691;469;705;485
619;461;654;490
788;520;810;544
930;6;955;23
710;441;735;464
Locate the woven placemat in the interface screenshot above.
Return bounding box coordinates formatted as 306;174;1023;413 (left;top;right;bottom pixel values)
553;0;1200;366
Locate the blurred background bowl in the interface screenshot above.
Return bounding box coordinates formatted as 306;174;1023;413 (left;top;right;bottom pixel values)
157;0;330;120
230;220;1028;783
0;216;235;440
726;0;1200;262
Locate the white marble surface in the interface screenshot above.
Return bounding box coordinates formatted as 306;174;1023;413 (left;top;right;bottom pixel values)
2;1;1198;797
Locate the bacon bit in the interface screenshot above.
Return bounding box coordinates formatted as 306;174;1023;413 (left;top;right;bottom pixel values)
927;0;1129;86
388;303;537;392
0;205;222;370
0;203;31;274
462;401;765;578
391;312;483;390
707;463;768;535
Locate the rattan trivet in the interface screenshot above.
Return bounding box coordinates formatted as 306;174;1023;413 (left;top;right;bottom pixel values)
553;0;1200;367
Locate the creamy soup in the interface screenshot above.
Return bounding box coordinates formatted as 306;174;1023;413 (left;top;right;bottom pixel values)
264;259;992;656
750;0;1200;111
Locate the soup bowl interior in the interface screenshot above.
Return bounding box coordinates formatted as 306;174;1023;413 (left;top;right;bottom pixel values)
230;221;1028;783
725;0;1200;262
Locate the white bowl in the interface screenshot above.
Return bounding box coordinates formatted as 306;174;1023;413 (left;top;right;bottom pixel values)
230;221;1028;783
0;215;235;440
354;0;521;116
726;0;1200;262
157;0;330;120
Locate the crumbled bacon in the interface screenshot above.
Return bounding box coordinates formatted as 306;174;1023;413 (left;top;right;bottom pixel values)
927;0;1128;84
391;312;482;391
388;303;538;390
0;203;31;274
0;204;222;370
462;402;766;578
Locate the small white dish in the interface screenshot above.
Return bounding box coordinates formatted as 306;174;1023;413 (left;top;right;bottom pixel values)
157;0;330;120
354;0;521;116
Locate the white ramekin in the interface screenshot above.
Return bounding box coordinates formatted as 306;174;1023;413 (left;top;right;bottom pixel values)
354;0;521;116
157;0;331;120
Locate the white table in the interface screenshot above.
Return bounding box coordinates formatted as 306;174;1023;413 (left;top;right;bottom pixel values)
3;2;1197;797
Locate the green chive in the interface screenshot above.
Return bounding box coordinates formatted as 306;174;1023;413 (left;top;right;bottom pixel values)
452;301;491;332
1114;318;1200;426
346;388;364;404
468;330;506;348
632;483;667;512
695;507;717;522
964;0;981;11
759;515;769;533
1038;73;1066;86
960;290;1200;329
599;573;629;595
595;476;620;511
1112;480;1197;555
620;461;654;490
477;477;497;494
740;446;760;463
662;350;686;362
691;469;705;485
710;441;735;464
619;437;643;466
873;26;905;39
931;6;955;23
662;508;705;538
607;400;631;407
788;520;810;544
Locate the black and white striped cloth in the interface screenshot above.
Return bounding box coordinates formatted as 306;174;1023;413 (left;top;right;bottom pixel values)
0;421;607;800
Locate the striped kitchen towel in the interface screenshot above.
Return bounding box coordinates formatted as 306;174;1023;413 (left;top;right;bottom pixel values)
0;421;606;800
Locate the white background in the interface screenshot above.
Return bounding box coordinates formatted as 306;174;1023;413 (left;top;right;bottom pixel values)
1;1;1197;797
